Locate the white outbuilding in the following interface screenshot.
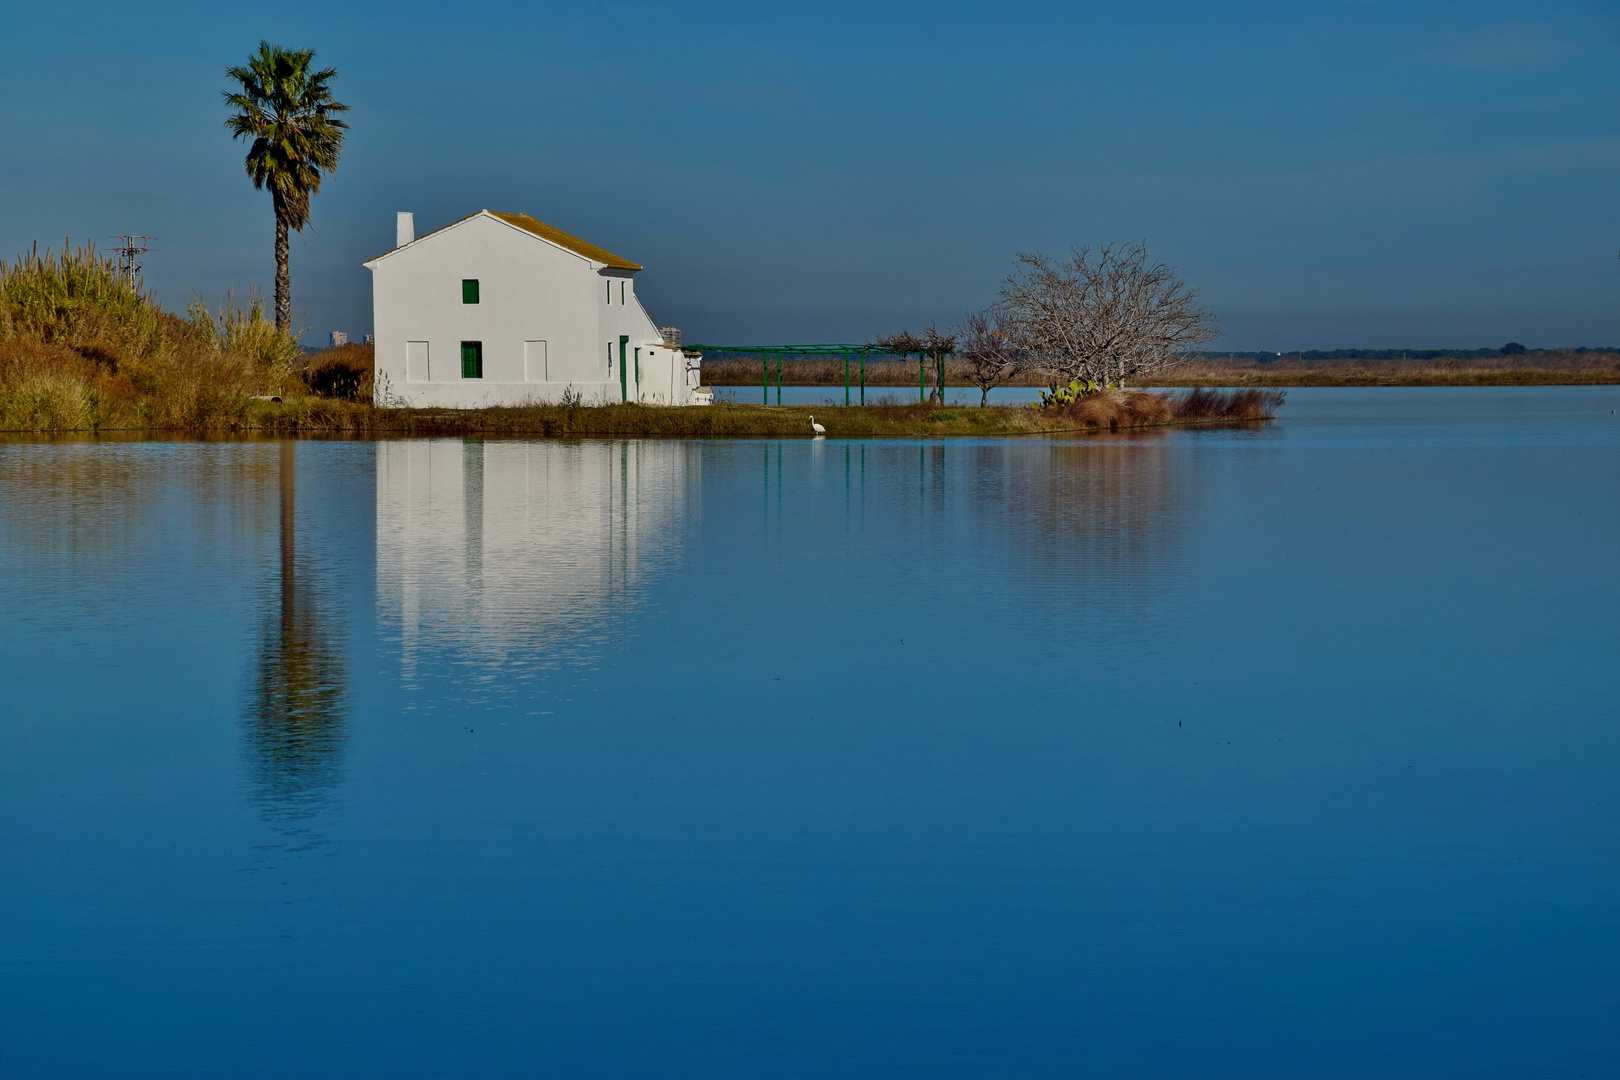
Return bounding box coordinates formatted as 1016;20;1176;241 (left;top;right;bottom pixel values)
364;209;702;407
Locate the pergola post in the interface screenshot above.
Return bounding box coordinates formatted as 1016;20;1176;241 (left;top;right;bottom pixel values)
860;352;866;405
761;351;768;404
775;351;782;405
844;350;850;406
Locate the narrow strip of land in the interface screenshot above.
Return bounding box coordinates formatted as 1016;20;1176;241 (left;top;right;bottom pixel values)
192;388;1279;438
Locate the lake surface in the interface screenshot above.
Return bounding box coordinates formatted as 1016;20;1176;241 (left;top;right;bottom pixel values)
2;387;1617;1078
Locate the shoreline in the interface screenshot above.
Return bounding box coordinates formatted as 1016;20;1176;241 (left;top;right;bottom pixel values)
1;390;1283;439
703;371;1620;389
697;356;1620;389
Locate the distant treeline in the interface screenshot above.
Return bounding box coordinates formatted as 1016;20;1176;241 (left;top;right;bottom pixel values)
1207;346;1619;362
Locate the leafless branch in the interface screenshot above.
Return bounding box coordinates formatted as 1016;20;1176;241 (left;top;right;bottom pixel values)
997;242;1218;388
957;308;1027;405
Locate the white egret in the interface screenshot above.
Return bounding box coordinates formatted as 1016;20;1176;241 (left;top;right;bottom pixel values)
809;415;826;436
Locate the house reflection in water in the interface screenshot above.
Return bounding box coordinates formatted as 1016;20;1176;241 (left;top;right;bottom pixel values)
376;439;696;678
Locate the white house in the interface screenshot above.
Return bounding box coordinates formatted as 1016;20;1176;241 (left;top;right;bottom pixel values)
364;209;702;407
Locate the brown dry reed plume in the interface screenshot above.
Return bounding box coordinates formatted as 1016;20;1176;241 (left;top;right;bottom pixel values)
1164;386;1288;421
1038;387;1285;429
0;241;301;431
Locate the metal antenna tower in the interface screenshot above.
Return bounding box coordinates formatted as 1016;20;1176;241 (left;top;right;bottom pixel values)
111;235;152;282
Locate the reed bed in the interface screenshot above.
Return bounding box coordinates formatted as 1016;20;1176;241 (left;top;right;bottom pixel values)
701;352;1620;388
703;356;938;386
0;243;301;431
1157;354;1620;386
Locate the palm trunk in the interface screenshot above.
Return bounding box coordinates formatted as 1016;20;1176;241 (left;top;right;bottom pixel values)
272;194;291;333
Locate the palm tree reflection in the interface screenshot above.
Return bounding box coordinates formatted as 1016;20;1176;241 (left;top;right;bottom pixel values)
243;441;348;832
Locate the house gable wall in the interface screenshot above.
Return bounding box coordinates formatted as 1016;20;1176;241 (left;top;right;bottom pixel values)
369;212;685;407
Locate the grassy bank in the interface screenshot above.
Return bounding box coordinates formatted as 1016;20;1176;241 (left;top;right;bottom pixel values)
700;352;1620;388
222;387;1283;438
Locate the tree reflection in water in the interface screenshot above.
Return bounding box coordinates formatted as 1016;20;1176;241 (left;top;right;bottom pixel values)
953;432;1190;621
242;441;348;837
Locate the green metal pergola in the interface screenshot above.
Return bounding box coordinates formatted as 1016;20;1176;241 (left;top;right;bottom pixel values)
684;343;945;406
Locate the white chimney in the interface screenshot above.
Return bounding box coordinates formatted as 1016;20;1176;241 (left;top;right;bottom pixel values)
396;212;414;248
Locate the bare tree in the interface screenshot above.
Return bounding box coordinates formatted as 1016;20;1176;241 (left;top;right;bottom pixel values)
870;330;959;403
870;330;923;358
998;242;1217;390
957;308;1026;406
921;325;958;404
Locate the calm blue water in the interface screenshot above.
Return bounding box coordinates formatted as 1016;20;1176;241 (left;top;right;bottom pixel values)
2;387;1618;1078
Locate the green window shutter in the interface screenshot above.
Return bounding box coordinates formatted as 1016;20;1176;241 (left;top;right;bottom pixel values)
461;341;483;379
462;279;479;304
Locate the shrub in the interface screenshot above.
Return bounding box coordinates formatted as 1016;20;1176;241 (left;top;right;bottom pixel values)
1166;386;1286;421
1036;379;1100;406
302;343;373;401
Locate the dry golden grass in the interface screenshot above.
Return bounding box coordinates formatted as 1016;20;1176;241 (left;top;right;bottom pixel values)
302;343;373;401
0;243;302;431
1156;353;1620;386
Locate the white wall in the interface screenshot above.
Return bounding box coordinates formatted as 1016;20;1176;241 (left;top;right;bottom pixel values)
369;212;697;407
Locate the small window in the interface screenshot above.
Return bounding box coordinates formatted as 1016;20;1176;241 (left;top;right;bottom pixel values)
462;279;479;304
619;281;625;305
606;281;611;303
460;340;483;379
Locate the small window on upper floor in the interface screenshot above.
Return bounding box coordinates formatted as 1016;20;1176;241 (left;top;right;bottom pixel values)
619;281;625;305
462;279;479;304
606;281;611;303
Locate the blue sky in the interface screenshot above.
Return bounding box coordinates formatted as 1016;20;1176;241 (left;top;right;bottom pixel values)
2;0;1617;348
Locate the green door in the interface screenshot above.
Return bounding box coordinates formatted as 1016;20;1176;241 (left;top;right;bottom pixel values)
618;336;629;401
460;341;482;379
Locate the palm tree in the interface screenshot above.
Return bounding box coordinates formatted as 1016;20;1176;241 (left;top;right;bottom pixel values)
223;42;349;333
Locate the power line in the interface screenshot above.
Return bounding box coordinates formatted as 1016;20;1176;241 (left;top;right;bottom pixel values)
111;235;153;282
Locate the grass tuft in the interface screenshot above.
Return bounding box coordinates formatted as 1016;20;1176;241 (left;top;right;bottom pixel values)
1165;386;1288;421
